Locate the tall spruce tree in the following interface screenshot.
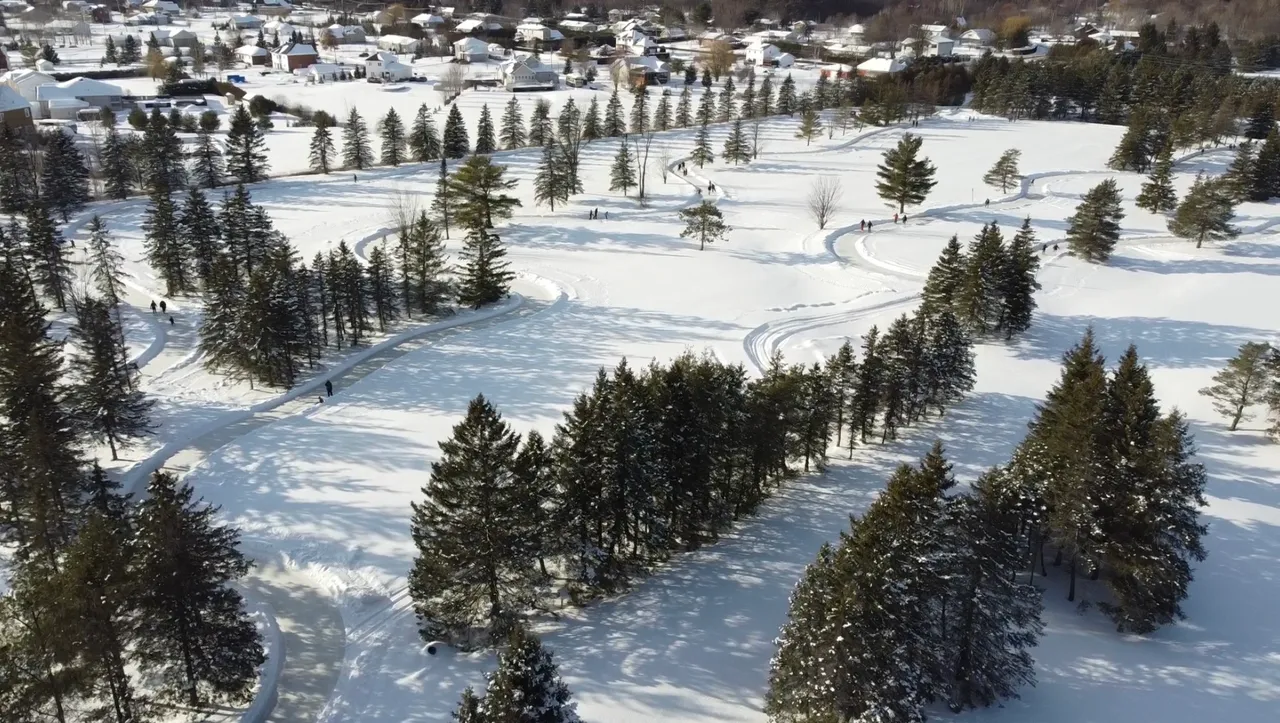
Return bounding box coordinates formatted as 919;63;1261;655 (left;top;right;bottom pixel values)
409;103;442;162
1136;143;1178;213
718;76;736;122
25;202;73;311
431;158;454;239
534;139;568;210
442;104;470;159
408;396;535;640
365;242;398;331
690;121;714;168
380;107;407;165
654;89;672;131
609;139;636;196
0;125;35;214
86;216;127;321
309;113;336;173
723;117;751;164
456;229;514;308
1065;178;1125;263
1223;140;1255;202
474;626;582;721
956;222;1007;335
69;296;153;459
180;187;221;288
342;108;374;170
675;85;692;127
777;73;797;115
500;96;525;150
39;129;90;222
581;95;602;141
630;86;650;135
100;125;134;200
1248;128;1280;202
604;88;625;137
448;154;521;231
875;133;937;214
133;471;265;707
141;108;187;193
795;107;823;145
1001;217;1042;338
143;190;190;296
473;104;496;155
919;234;967;319
224;104;269;183
528;99;554;147
983;148;1023;194
1168;173;1239;248
190;128;225;189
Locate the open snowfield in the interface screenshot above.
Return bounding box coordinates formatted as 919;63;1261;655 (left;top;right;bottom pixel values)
59;95;1280;723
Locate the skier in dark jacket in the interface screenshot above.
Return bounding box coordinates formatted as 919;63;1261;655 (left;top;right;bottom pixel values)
325;379;333;397
150;300;157;313
159;300;167;313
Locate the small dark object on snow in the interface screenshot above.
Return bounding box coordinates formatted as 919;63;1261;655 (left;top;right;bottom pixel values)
353;174;357;182
1053;244;1059;251
985;198;990;206
150;301;157;312
318;396;324;404
1042;244;1047;253
902;214;908;223
159;300;166;313
860;219;865;231
325;380;333;397
169;316;174;325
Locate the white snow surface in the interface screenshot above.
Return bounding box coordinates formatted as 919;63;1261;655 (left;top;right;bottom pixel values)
68;101;1280;723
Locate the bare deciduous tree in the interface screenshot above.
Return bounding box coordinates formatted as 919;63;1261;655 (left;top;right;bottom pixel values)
808;176;842;230
387;186;421;236
440;63;467;99
655;145;671;184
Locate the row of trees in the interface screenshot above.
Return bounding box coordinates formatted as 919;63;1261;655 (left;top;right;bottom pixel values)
408;304;979;645
0;247;264;721
920;219;1041;339
767;328;1210;721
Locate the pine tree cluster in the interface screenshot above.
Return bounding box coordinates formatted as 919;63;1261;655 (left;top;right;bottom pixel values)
409;313;978;642
0;251;263;719
920;219;1041;339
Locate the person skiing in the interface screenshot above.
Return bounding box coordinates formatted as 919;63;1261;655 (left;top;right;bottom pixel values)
1041;243;1047;253
867;221;873;231
353;174;358;183
325;379;333;397
860;219;865;231
318;396;324;404
169;316;174;325
159;300;167;313
1053;243;1059;251
893;213;899;223
985;198;990;206
150;300;157;313
902;213;908;223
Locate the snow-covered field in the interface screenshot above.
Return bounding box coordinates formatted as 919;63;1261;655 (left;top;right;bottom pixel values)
60;94;1280;723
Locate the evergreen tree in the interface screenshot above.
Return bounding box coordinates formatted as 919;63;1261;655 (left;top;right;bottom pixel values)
342;108;374;170
674;85;692;127
690;121;714;168
609;139;636;196
0;124;35;214
850;326;884;443
1136;143;1177;213
400;211;450;315
528;99;554;147
442;104;470;159
1168;173;1239;248
1001;218;1042;338
875;133;938;214
919;234;967;319
180;187;221;288
473;104;496;155
365;242;398;331
309;113;336;173
629;86;649;135
722;118;751;164
431;158;454;239
408;396;534;640
1199;342;1272;431
765;540;845;719
380;107;407;165
794;107;822;145
756;74;774;117
448;154;521;231
604;88;625;137
456;229;514;309
1065;178;1125;262
475;626;582;722
100;125;134;200
777;73;797;115
677;200;728;250
534;139;568;210
190;128;225;188
38;130;89;221
717;76;736;122
926;309;975;415
133;472;265;706
696;86;715;126
25;202;73;311
143;190;190;296
581;96;602;141
654;89;672;131
409;103;442;162
141;108;186;193
68;296;153;459
0;257;87;565
1245;99;1275;140
453;688;482;722
500;96;525;149
1249;128;1280;202
740;73;756;119
224;104;268;183
983;148;1023;194
1224;140;1255;202
86;216;127;319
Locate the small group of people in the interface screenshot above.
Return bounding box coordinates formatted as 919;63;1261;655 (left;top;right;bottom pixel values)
149;300;175;325
892;213;908;224
860;219;875;231
707;181;717;193
677;161;688;173
1040;243;1059;253
588;208;608;220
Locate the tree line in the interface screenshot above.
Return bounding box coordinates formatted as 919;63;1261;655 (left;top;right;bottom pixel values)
408;298;979;645
766;328;1208;721
0;248;265;722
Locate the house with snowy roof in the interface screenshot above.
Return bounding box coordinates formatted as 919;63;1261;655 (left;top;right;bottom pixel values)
499;55;559;90
411;13;444;29
453;36;488;62
235;44;269;65
377;34;421;53
0;84;33;133
272;41;317;71
230;13;263;30
857;56;906;76
365;50;412;81
35;77;125;119
141;0;179;14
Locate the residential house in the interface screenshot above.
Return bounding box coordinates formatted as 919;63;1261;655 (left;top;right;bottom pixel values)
920;24;951;38
820;63;855;80
161;28;198;49
499;55;558;90
698;30;725;47
235;44;269;65
960;28;995;46
411;12;444;29
131;11;169;25
257;0;292;17
62;0;90;11
0;84;33;133
453;36;487;62
924;36;954;57
775;52;795;68
751;29;797;44
857;56;906;76
611;55;669;87
263;19;295;37
1;69;55;104
230;13;263;30
35;77;125;120
455;14;507;34
487;42;507;59
308;62;341;82
0;0;30;11
660;27;686;41
559;18;596;33
791;20;808;35
324;24;365;44
847;23;866;41
617;27;658;56
141;0;178;14
377;35;421;53
46;20;91;39
272;41;317;71
516;20;563;44
90;6;112;22
365;50;412;81
746;41;781;66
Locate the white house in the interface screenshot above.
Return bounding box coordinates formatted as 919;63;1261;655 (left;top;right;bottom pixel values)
924;36;955;57
257;0;292;17
752;29;797;44
141;0;179;14
324;25;366;44
857;56;906;76
617;27;658;56
960;28;995;46
516;21;563;43
307;63;341;82
455;17;504;34
62;0;90;11
35;77;125;120
776;52;795;68
610;55;670;85
498;55;559;89
235;44;269;65
746;42;781;66
377;34;421;53
263;19;295;36
920;23;951;37
411;12;444;29
453;36;488;63
559;19;596;33
365;50;412;81
1;69;55;103
230;14;263;30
